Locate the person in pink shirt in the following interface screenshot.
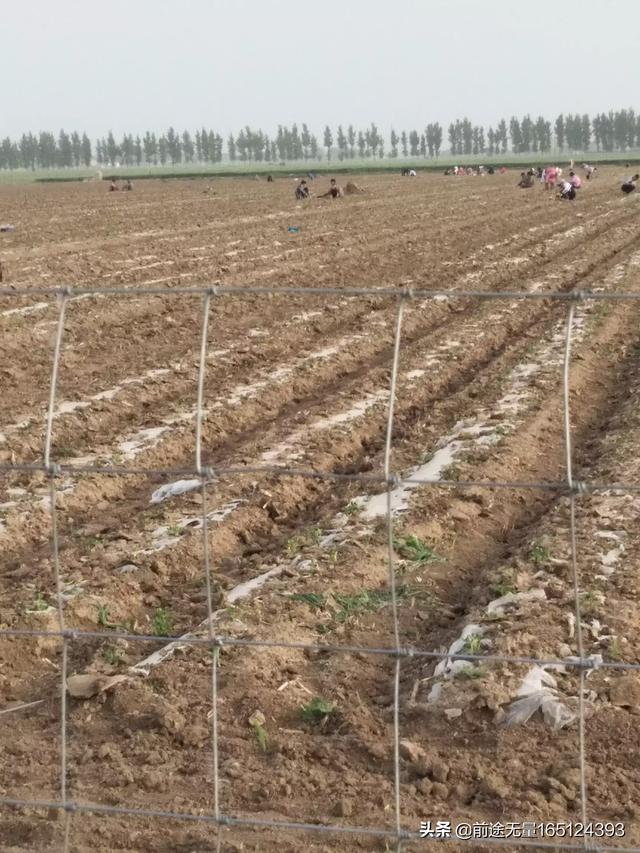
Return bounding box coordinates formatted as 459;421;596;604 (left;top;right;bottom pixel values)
569;171;582;189
544;166;557;190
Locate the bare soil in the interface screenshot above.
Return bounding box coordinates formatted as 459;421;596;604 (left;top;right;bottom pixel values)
1;170;640;851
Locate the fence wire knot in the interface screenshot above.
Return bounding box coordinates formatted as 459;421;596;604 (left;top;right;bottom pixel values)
57;286;73;301
400;286;414;302
62;628;79;642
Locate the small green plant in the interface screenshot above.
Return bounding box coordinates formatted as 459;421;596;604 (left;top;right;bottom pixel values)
464;635;483;655
580;589;603;616
152;607;173;636
97;604;113;628
394;535;441;564
607;637;623;662
291;592;327;610
441;464;462;482
300;697;337;724
491;570;518;598
76;533;100;550
325;547;339;565
286;536;304;557
103;645;126;666
455;666;484;680
97;605;129;632
308;525;323;546
27;593;50;613
54;446;77;459
344;501;361;516
333;589;391;622
249;712;269;752
167;523;183;538
530;543;551;566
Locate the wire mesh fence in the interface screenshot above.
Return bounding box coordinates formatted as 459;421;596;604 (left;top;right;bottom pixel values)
1;284;640;851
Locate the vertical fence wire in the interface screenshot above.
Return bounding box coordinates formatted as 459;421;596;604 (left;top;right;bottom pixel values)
194;290;223;850
562;300;589;830
43;290;72;850
383;295;407;846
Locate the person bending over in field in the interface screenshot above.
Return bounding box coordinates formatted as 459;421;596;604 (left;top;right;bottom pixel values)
319;178;344;199
123;179;133;191
295;179;310;200
621;174;639;194
517;171;535;188
109;179;119;191
557;179;577;201
569;171;582;189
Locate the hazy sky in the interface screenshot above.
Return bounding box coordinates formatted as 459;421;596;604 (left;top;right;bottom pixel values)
3;0;640;139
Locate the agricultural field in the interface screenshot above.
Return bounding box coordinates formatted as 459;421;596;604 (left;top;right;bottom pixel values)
1;169;640;852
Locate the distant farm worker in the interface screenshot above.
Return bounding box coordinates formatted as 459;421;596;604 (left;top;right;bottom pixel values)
557;179;577;201
569;171;582;189
109;179;118;191
408;168;417;177
544;165;557;190
621;174;639;194
319;178;344;199
123;179;133;191
517;171;535;188
295;179;310;200
267;174;274;182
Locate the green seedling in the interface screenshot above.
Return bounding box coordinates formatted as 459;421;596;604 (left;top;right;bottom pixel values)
333;589;391;622
394;535;441;564
580;590;603;616
455;666;484;680
97;605;113;627
286;536;304;557
491;570;518;598
325;547;339;565
167;524;183;538
76;533;100;550
464;634;483;655
249;712;269;752
103;645;126;666
54;447;76;459
308;525;323;546
344;501;361;516
494;423;512;437
97;605;129;632
27;593;50;613
300;697;337;724
441;464;462;482
152;607;173;637
607;637;623;662
529;543;551;566
291;592;327;610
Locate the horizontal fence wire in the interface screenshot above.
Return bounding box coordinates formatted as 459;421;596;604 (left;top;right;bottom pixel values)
1;286;639;852
3;284;640;301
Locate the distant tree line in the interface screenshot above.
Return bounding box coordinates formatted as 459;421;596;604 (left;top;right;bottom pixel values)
1;109;639;170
